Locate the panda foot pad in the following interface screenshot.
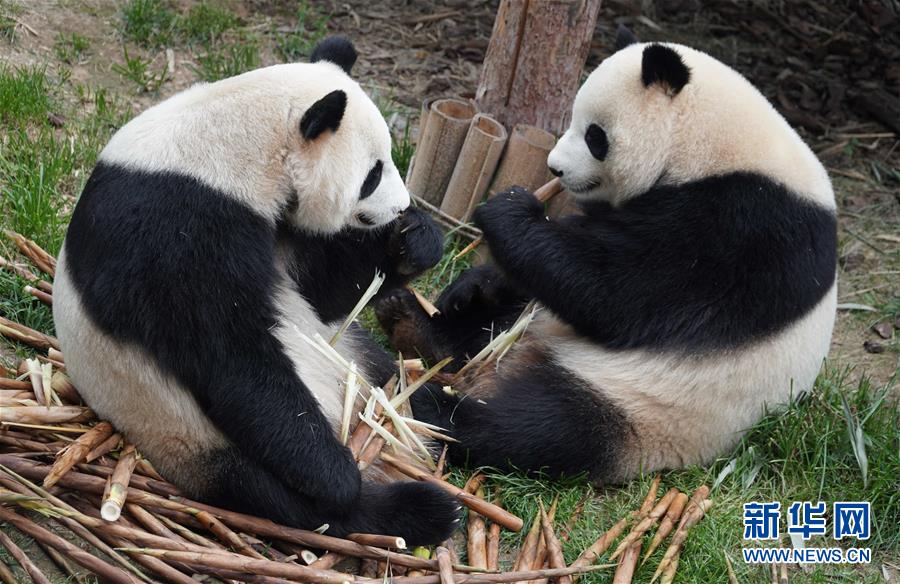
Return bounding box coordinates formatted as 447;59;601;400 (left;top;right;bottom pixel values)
374;288;436;356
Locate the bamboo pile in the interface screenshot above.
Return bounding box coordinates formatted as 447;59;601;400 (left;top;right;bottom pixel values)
0;231;713;583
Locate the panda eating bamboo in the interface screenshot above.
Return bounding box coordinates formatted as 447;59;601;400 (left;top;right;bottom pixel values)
377;31;838;483
53;37;460;544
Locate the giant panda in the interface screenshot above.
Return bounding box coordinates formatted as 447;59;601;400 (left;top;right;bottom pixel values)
52;37;460;544
376;33;837;483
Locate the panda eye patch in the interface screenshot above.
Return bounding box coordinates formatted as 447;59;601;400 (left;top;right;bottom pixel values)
585;124;609;161
359;160;383;200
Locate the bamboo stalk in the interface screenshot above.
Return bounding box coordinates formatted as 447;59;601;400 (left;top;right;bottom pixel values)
649;499;713;584
571;517;628;569
559;493;589;543
611;542;640;584
126;503;185;542
364;564;615;584
610;488;679;561
539;502;569;584
513;509;543;574
347;534;406;550
45;421;114;487
527;497;558;584
86;433;122;462
0;505;143;584
381;452;523;531
4;230;56;277
409;286;441;317
195;509;266;558
0;528;52;584
434;444;449;478
25;359;46;405
641;493;688;564
0;317;59;351
101;443;138;521
638;476;662;517
441;113;508;221
435;546;455;584
1;406;94;424
0;379;31;390
24;285;52;306
117;547;355;584
0;256;52;292
487;522;501;571
0;560;19;584
50;372;81;405
36;540;86;584
724;552;739;584
467;486;488;569
310;553;344;570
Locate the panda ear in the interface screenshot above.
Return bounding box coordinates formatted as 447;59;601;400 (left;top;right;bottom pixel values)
614;24;638;52
642;44;690;95
300;90;347;141
310;36;357;75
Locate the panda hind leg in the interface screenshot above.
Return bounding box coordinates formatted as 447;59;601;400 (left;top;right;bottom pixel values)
196;447;460;546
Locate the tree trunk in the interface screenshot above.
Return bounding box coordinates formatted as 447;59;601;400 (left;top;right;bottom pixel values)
475;0;603;136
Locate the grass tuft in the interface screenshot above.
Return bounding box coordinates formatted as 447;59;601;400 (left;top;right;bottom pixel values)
120;0;175;48
189;38;261;82
54;32;90;64
274;0;329;62
177;2;239;45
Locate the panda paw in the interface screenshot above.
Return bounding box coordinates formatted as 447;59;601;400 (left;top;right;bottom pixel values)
373;288;435;355
390;207;444;277
436;264;518;317
473;186;544;237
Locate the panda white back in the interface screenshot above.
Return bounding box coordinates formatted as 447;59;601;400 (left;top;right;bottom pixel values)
53;37;459;543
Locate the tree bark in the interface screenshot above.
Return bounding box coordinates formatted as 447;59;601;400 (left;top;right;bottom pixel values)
476;0;603;136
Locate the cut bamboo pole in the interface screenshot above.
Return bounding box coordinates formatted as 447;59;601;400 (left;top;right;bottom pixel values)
487;522;501;571
513;508;544;573
407;96;440;181
410;286;441;317
650;499;713;584
24;285;52;306
0;255;52;293
539;502;569;584
571;517;627;570
3;230;56;277
196;509;265;558
347;533;406;550
0;506;142;584
442;114;508;221
49;372;81;405
381;452;523;531
101;443;138;521
0;317;59;351
638;476;662;517
310;553;344;570
610;488;679;561
0;379;31;390
491;125;556;195
467;486;488;569
86;433;123;462
435;546;455;584
611;542;640;584
0;560;19;584
1;406;93;424
45;421;114;488
0;528;52;584
642;492;688;564
407;98;477;206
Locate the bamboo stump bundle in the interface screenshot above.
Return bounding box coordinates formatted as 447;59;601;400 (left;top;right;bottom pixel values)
491;124;556;195
408;98;477;206
441;114;508;221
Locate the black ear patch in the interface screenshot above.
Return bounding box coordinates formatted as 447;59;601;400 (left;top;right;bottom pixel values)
310;36;358;75
614;24;638;52
641;44;690;94
300;90;347;141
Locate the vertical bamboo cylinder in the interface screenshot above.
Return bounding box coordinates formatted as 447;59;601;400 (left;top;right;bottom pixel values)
407;96;441;182
441;114;508;221
491;124;555;194
407;98;477;206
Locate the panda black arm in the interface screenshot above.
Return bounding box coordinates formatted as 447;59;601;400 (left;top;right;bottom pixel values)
475;178;837;351
284;207;444;323
64;164;362;508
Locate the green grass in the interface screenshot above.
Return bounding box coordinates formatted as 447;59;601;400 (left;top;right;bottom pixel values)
189;38;261;82
274;0;330;62
177;2;239;45
54;32;90;63
120;0;175;47
111;46;167;92
0;0;22;41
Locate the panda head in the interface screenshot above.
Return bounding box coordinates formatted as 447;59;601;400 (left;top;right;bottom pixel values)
284;37;408;233
547;32;694;204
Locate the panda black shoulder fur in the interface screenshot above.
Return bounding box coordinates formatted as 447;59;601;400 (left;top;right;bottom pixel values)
53;37;460;544
376;33;837;483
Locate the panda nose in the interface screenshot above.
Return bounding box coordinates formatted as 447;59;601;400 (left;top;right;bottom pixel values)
549;166;564;177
